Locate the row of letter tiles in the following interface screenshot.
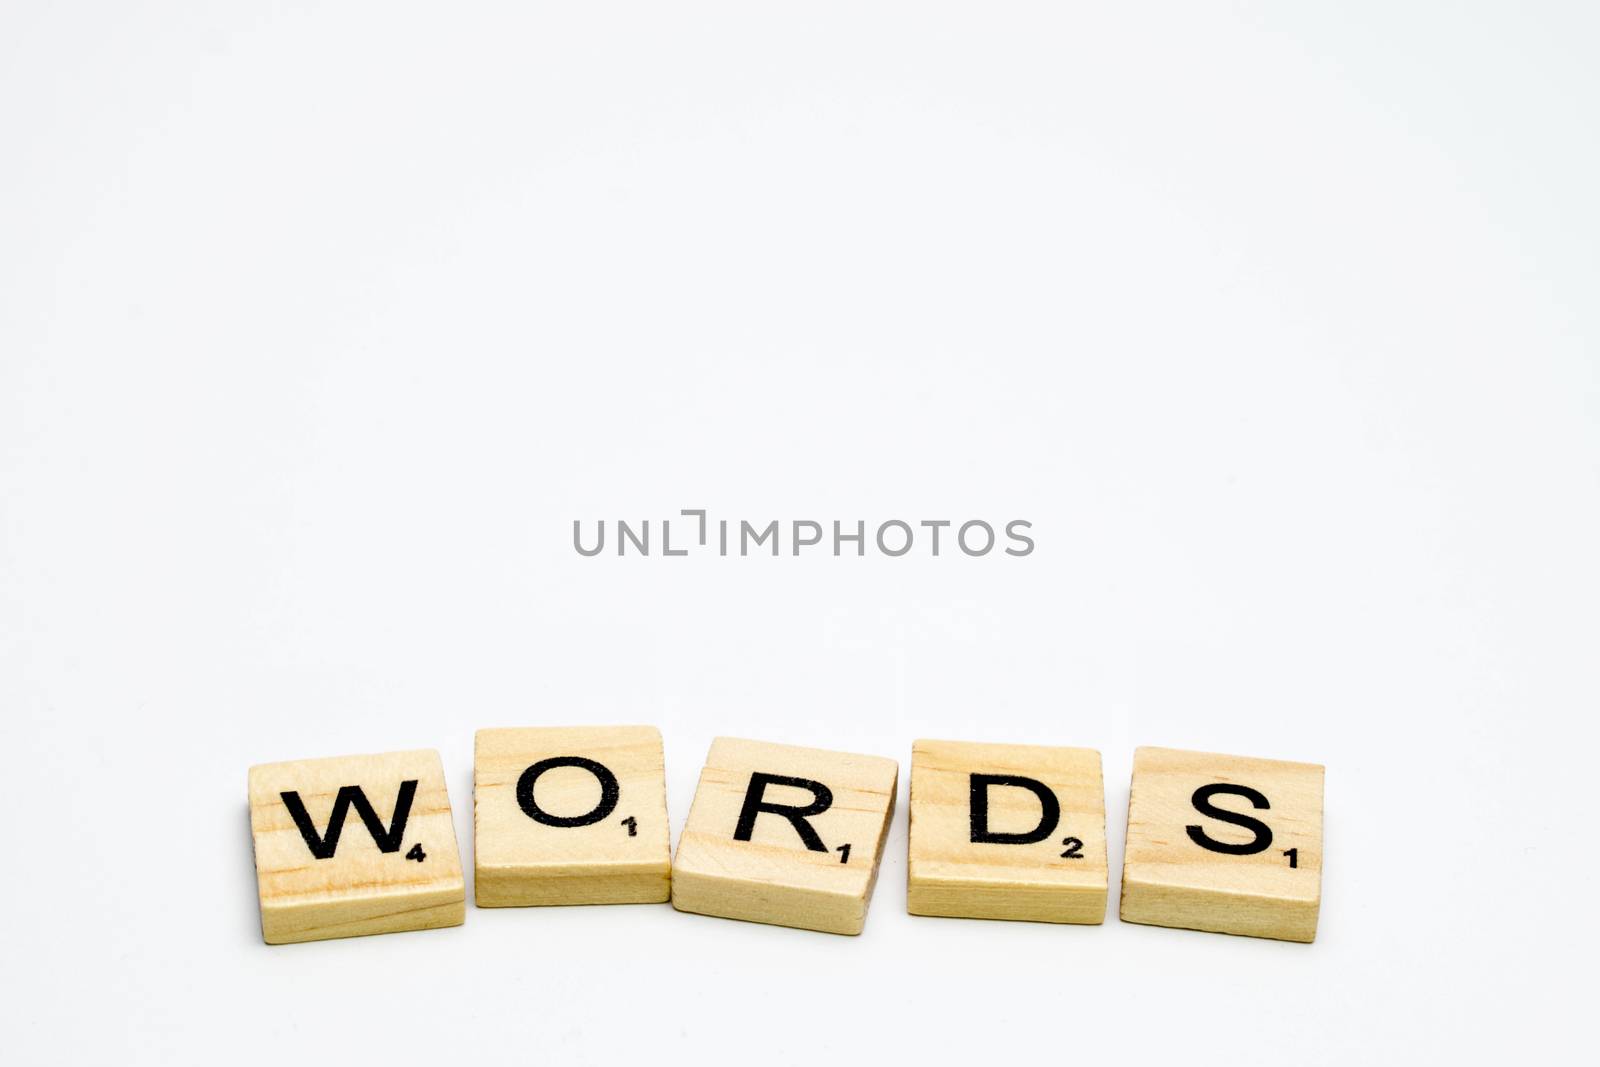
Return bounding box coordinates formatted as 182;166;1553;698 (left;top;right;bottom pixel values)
247;733;1324;944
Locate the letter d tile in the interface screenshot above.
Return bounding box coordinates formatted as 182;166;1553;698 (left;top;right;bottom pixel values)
907;739;1107;924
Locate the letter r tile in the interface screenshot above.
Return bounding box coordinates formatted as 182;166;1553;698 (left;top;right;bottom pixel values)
1120;746;1324;942
907;739;1107;924
670;737;898;935
247;749;466;944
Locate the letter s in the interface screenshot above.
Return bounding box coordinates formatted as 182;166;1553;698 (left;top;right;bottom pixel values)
1004;520;1034;556
1185;783;1273;855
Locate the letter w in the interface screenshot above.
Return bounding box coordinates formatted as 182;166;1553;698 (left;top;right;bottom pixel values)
280;780;418;859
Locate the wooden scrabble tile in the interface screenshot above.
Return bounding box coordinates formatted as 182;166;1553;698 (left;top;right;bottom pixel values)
474;725;671;907
907;739;1107;924
248;749;465;944
671;737;898;935
1120;746;1324;942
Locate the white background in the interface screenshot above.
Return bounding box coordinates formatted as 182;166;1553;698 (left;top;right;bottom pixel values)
3;2;1596;1063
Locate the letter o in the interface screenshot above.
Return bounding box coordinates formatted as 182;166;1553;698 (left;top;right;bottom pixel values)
958;520;995;556
516;756;621;827
876;520;914;557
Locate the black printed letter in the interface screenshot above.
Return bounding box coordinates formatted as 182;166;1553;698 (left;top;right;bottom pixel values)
517;756;621;827
280;780;418;860
969;774;1061;844
1185;783;1273;855
733;772;832;852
